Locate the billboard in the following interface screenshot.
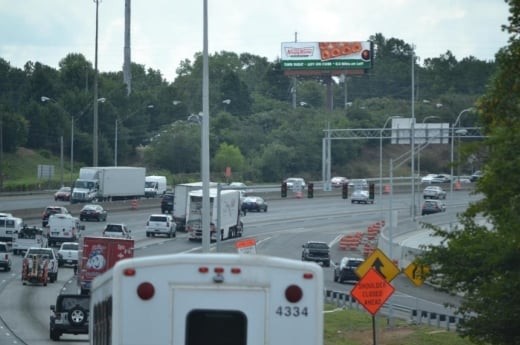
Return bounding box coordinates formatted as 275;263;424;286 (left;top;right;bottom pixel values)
280;41;373;71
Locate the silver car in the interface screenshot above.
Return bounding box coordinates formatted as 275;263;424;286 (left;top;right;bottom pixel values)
351;190;373;204
423;186;447;199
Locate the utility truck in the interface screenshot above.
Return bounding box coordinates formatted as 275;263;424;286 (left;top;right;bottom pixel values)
71;166;146;203
89;253;324;345
12;225;47;255
144;175;167;198
186;188;243;241
78;236;134;295
172;181;217;231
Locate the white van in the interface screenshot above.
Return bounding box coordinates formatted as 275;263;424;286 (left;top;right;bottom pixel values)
47;214;84;247
0;216;24;242
144;175;167;198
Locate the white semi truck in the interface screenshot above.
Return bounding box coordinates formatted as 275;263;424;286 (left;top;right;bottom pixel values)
89;253;324;345
185;188;243;241
172;182;217;231
71;166;146;203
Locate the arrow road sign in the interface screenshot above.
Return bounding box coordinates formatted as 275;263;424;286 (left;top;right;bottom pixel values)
355;248;400;282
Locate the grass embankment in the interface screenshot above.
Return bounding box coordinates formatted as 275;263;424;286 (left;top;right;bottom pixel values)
324;307;473;345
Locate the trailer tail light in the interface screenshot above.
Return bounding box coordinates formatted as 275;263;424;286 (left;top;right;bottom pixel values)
137;282;155;300
285;284;303;303
198;266;209;273
123;268;136;276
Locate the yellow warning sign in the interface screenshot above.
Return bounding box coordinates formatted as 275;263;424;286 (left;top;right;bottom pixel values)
355;248;400;283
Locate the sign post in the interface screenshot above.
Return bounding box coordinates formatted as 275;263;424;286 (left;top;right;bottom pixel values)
351;268;395;345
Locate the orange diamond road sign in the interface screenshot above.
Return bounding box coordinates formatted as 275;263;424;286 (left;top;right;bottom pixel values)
403;262;430;287
351;268;395;315
355;248;400;283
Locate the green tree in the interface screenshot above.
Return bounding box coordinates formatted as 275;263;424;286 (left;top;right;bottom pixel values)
213;143;245;175
419;2;520;344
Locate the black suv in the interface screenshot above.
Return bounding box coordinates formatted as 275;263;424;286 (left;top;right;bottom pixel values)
301;241;330;267
50;294;90;341
161;193;174;213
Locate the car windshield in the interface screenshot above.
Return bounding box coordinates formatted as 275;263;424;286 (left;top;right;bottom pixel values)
61;243;78;250
59;296;90;310
346;260;363;268
105;225;123;232
149;216;168;222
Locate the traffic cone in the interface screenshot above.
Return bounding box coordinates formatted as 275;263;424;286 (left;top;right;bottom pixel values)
454;181;461;191
383;185;391;194
131;199;138;209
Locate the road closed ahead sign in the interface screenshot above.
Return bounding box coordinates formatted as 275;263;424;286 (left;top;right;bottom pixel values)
351;268;395;315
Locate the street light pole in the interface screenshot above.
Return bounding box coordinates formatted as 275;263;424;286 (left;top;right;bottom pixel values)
93;0;101;167
380;116;401;200
450;107;474;193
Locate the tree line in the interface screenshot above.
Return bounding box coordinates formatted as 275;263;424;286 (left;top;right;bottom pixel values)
0;32;496;184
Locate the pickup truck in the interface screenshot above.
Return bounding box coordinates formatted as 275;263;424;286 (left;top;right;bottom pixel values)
57;242;79;267
0;241;11;272
12;225;47;255
23;247;59;283
301;241;331;267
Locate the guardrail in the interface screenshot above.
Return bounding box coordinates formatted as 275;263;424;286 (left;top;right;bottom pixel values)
324;289;461;330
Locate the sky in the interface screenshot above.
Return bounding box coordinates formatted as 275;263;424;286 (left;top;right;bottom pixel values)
0;0;511;82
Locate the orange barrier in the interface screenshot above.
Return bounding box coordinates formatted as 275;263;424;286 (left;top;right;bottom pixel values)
296;191;303;199
131;199;138;210
363;243;374;257
339;234;361;251
454;181;461;191
366;223;381;240
383;185;391;194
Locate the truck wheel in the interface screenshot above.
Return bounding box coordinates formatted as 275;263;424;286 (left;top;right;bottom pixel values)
68;306;87;326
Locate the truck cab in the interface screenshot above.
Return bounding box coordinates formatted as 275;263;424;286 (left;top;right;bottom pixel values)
71;179;98;203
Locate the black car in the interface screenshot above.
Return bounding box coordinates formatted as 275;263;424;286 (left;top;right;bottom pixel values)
79;204;107;221
42;206;69;227
333;257;364;283
49;294;90;341
241;196;268;213
301;241;330;267
161;193;174;214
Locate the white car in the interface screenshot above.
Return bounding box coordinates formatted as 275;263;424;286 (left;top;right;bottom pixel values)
57;242;79;267
351;190;373;204
331;176;349;188
421;174;438;184
423;186;447;199
284;177;306;191
102;223;132;239
146;214;176;238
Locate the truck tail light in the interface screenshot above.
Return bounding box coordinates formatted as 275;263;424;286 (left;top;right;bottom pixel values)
285;284;303;303
136;282;155;300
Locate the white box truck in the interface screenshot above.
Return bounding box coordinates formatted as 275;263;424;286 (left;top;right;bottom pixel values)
186;188;243;241
89;253;324;345
144;175;167;198
71;166;146;203
172;182;217;231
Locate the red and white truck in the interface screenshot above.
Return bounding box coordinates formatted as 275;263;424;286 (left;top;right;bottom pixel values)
77;236;134;295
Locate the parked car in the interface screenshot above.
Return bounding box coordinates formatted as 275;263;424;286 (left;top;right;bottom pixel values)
57;242;79;267
42;206;69;227
333;257;364;283
161;193;174;214
470;170;483;182
348;179;368;190
102;223;132;239
351;190;373;204
284;177;306;190
421;200;446;216
54;186;71;201
431;174;452;183
79;204;107;222
241;196;268;213
301;241;330;267
0;241;12;272
331;176;349;188
423;186;447;199
146;214;176;238
49;294;90;341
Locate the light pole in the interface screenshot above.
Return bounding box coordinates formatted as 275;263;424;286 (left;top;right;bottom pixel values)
380;116;401;200
450;108;474;193
114;104;154;166
417;116;440;181
93;0;101;167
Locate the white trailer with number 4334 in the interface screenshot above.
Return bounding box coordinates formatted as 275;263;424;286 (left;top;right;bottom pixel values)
89;253;323;345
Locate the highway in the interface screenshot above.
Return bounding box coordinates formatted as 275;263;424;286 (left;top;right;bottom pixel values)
0;189;480;344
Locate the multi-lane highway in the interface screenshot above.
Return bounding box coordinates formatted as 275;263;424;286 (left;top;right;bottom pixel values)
0;189;479;344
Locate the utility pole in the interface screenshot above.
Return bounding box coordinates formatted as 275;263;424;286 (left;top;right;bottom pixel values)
93;0;100;167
